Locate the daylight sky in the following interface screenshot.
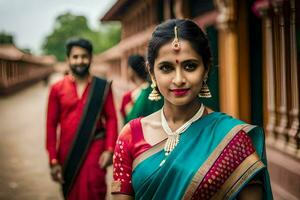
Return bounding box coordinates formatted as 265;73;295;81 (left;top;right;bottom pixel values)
0;0;117;54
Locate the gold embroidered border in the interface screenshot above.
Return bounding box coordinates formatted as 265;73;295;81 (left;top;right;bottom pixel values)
212;152;265;200
242;124;257;133
132;139;166;171
225;160;265;199
182;124;254;200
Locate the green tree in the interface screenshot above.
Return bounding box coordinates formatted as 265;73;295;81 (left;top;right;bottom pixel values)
0;32;14;44
42;12;121;61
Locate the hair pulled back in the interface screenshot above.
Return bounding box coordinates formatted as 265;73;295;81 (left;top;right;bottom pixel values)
147;19;212;73
128;54;148;80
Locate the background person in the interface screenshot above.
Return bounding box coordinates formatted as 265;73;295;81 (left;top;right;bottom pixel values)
46;38;118;200
120;54;163;124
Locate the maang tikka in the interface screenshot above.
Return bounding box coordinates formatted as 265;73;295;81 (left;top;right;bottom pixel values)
172;26;181;51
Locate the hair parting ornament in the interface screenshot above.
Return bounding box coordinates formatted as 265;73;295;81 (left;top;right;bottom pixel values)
172;26;181;51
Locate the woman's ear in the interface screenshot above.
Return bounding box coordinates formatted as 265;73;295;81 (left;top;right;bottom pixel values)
146;61;155;82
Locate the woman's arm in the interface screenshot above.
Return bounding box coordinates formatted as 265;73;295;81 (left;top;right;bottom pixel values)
112;194;134;200
111;124;135;197
237;183;263;200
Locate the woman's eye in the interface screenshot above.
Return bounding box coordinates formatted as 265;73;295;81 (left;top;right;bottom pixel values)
159;65;173;72
184;63;197;71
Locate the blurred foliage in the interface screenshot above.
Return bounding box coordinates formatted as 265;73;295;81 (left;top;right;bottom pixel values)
0;32;14;44
42;12;121;61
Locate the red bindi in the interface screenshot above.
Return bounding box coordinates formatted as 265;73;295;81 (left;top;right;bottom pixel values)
175;59;179;64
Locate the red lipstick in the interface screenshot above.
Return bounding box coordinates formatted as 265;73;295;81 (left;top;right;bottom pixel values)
171;88;190;96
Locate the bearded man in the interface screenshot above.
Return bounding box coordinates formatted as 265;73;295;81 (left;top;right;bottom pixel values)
46;38;118;200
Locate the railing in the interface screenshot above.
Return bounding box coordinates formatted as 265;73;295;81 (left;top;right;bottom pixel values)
0;59;54;94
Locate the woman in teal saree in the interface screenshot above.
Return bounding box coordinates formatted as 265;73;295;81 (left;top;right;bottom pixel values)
112;19;273;200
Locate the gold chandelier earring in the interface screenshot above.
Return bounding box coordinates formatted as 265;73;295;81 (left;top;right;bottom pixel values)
198;79;212;98
148;81;161;101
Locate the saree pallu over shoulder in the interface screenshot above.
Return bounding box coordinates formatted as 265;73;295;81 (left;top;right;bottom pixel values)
131;112;273;200
182;126;266;200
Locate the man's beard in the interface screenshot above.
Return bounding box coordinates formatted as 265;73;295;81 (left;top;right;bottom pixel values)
70;64;90;78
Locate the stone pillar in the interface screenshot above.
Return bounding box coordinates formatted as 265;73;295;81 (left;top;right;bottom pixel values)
254;0;277;143
164;0;171;20
272;0;289;149
286;0;300;155
214;0;240;118
173;0;184;19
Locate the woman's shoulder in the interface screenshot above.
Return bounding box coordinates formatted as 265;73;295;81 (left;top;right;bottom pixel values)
207;110;245;125
207;111;264;139
141;110;161;127
201;110;250;137
213;112;263;133
118;123;135;145
140;110;167;146
120;117;148;144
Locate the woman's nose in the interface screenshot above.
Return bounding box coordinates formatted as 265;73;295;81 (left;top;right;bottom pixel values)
172;69;186;86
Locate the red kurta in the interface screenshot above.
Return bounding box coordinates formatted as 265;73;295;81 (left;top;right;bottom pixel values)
46;75;118;200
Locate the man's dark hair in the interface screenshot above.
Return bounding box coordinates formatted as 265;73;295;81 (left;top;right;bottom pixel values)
128;54;148;80
65;38;93;57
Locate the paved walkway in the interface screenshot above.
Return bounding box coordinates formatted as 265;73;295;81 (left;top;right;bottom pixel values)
0;75;63;200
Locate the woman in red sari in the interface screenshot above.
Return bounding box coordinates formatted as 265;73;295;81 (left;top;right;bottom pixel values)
111;19;273;200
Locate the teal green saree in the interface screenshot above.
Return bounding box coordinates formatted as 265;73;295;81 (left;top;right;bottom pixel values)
121;83;163;124
132;112;273;200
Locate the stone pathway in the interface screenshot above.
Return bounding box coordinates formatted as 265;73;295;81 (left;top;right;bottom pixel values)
0;74;63;200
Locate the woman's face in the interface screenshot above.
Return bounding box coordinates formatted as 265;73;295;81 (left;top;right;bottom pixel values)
152;40;207;107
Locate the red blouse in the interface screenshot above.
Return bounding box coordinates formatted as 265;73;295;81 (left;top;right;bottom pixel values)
112;118;151;195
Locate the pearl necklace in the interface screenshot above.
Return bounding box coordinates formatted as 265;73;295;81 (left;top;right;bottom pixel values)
161;103;205;156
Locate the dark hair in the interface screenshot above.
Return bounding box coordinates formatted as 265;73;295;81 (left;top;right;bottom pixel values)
65;38;93;57
128;54;148;80
147;19;212;73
